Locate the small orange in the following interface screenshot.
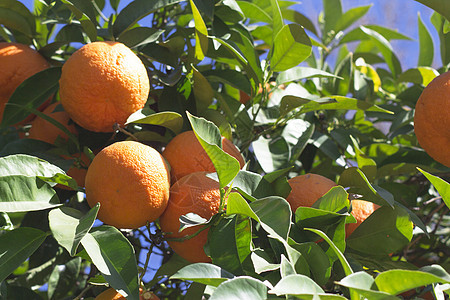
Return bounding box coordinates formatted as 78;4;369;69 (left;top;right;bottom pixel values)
286;173;337;212
346;199;379;237
413;70;450;167
95;287;159;300
85;141;170;229
162;130;245;182
59;41;149;132
28;102;77;144
159;171;222;263
57;152;91;190
0;42;50;123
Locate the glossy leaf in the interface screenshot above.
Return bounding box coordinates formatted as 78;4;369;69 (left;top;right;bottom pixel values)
126;110;183;134
414;0;450;22
238;1;271;24
346;205;413;255
48;204;99;256
375;266;450;295
61;0;97;42
1;67;61;128
276;66;342;85
397;67;439;86
209;276;268;300
187;112;240;189
80;226;140;300
171;262;235;286
0;227;47;282
0;154;65;178
337;272;399;300
190;0;208;62
335;5;372;33
117;27;164;48
270;23;312;72
47;257;81;300
251;135;290;173
418;168;450;210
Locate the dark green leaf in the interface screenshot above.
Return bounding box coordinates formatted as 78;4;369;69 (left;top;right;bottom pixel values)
1;67;61;128
48;204;99;256
414;0;450;22
0;227;47;282
47;257;81;299
117;27;164;48
335;5;372;33
61;0;97;42
251;135;290;173
80;226;140;300
418;12;434;66
397;67;439;86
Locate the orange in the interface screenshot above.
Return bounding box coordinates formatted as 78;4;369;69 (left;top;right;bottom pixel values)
346;199;379;237
85;141;170;229
286;173;337;212
57;152;91;190
95;287;159;300
28;102;77;144
239;82;284;105
413;70;450;167
0;42;50;123
159;171;222;263
162;130;245;182
59;41;150;132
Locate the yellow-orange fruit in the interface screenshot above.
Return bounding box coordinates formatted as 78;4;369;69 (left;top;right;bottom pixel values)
28;102;77;144
286;173;337;212
162;130;245;183
95;287;159;300
0;42;50;123
59;41;149;132
346;199;380;237
159;171;222;263
413;70;450;167
85;141;170;229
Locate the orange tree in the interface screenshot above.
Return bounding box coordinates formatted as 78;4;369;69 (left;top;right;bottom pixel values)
1;0;450;299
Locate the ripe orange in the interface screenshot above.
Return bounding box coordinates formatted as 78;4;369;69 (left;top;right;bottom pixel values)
159;171;222;263
286;173;337;212
85;141;170;229
162;130;245;182
28;102;77;144
59;41;149;132
95;287;159;300
346;199;379;237
413;70;450;167
0;42;50;123
57;152;91;190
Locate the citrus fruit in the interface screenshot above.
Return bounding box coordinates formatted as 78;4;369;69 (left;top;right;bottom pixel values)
286;173;337;212
162;130;245;182
85;141;170;229
346;199;379;237
413;70;450;167
58;152;91;190
28;102;77;144
95;287;159;300
159;171;222;263
59;41;149;132
0;42;50;123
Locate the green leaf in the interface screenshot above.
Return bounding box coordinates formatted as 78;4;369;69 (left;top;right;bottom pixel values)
61;0;97;42
339;25;412;45
203;69;252;95
270;0;284;40
237;1;271;24
171;262;235;287
276;66;342;85
251;135;290;173
117;27;164;48
350;136;377;181
187;112;240;189
337;272;399;300
0;175;60;212
0;154;65;178
126;110;183;134
208;214;252;276
346;205;413;255
47;257;81;300
0;227;47;282
282;119;314;165
0;0;35;38
335;5;372;33
226;192;260;221
418;168;450;210
209;277;268;300
418;12;434;66
312;186;350;213
360;26;402;78
1;67;61;128
413;0;450;22
397;67;439;86
323;0;342;38
270;23;312;72
375;267;450;295
269;274;325;296
281;8;317;36
290;242;331;286
431;11;450;66
192;65;214;112
190;0;208;62
113;0;182;37
80;226;140;300
48;204;99;256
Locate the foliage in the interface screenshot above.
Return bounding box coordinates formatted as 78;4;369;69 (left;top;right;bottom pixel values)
1;0;450;299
